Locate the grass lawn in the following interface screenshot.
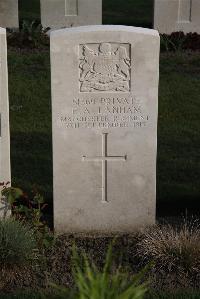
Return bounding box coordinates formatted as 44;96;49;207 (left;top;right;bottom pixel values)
8;50;52;200
157;52;200;215
18;0;154;28
8;49;200;215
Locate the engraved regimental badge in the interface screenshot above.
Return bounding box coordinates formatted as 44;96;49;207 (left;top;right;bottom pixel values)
79;43;131;92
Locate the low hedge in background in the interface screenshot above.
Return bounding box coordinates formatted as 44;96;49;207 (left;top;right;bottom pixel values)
7;23;200;52
160;32;200;52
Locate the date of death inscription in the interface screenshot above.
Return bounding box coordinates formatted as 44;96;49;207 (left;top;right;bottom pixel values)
59;96;150;129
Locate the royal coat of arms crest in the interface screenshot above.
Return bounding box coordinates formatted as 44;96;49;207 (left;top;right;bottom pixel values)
79;43;131;92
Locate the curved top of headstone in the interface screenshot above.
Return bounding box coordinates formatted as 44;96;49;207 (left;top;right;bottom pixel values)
50;25;159;37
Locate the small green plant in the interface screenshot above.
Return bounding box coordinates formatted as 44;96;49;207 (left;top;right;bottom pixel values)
1;184;54;249
14;191;54;249
1;181;23;206
52;244;148;299
0;217;36;267
0;181;23;218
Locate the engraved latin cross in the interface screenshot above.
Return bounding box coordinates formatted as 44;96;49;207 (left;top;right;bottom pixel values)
82;133;127;203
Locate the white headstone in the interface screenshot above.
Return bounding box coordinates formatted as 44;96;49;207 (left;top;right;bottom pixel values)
41;0;102;29
0;0;19;28
154;0;200;34
51;25;160;233
0;28;11;217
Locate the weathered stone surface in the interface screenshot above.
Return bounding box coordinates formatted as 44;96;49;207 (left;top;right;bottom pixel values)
0;28;11;217
0;0;18;28
41;0;102;29
154;0;200;34
51;25;160;233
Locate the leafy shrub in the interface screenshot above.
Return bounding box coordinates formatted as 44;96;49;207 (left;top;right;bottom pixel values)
160;32;187;52
0;218;36;267
0;182;23;217
51;244;148;299
7;20;49;49
160;31;200;52
13;191;54;249
137;220;200;276
1;184;54;249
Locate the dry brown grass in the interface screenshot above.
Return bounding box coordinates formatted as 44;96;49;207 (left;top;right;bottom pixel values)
137;219;200;282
